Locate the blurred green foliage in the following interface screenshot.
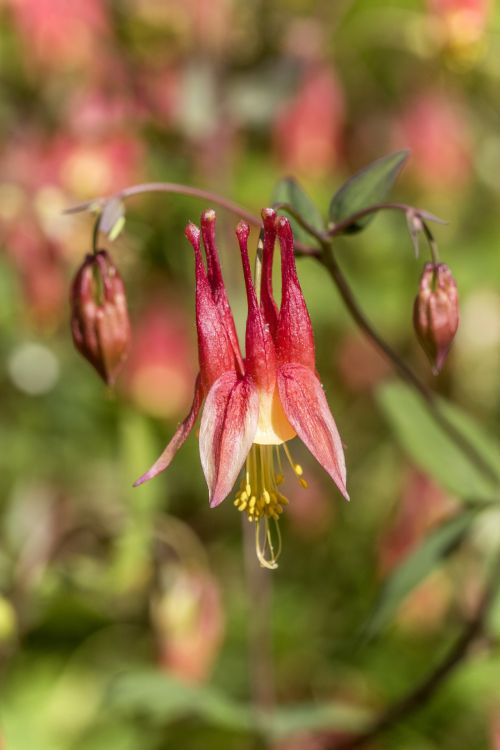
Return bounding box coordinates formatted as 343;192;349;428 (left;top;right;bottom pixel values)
1;0;500;748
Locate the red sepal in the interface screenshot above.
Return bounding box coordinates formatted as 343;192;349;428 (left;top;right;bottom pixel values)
275;216;315;370
201;210;244;373
278;363;348;499
133;375;204;486
185;222;237;391
260;208;279;338
236;221;277;392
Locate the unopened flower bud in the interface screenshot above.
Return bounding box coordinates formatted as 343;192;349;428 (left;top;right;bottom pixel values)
413;262;459;374
70;250;130;385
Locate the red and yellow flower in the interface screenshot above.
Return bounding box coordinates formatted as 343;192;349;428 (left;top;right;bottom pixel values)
135;208;348;567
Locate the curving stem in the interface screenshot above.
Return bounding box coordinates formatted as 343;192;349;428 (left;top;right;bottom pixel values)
332;551;500;749
319;246;498;485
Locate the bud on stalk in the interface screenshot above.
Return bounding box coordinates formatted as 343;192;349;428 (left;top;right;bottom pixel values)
70;250;130;385
413;262;459;374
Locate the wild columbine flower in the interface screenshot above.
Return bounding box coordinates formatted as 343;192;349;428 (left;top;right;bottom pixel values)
70;249;130;385
413;261;459;374
135;209;348;568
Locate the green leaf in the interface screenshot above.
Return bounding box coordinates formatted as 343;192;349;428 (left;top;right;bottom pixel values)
108;671;252;731
272;177;324;243
366;509;477;637
376;382;500;502
261;702;373;740
107;670;372;738
329;150;409;233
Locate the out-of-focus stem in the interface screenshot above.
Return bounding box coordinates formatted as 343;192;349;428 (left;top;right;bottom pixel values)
91;213;101;254
332;552;500;749
66;183;319;257
242;517;274;714
422;220;440;264
327;202;446;238
66;182;262;228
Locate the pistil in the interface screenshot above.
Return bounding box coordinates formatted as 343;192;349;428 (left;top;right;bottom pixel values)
233;443;307;569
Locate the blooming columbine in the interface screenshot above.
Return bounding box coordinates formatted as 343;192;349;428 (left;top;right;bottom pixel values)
135;208;348;568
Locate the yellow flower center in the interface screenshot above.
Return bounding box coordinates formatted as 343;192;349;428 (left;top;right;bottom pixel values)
233;443;308;569
253;387;296;445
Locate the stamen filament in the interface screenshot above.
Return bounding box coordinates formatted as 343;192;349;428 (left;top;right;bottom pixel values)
233;443;308;569
283;442;306;486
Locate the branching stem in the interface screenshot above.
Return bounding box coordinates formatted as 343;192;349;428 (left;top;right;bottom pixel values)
319;248;498;485
332;553;500;749
327;202;446;238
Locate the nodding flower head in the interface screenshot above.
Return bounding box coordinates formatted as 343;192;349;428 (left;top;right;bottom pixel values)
135;209;348;568
70;249;130;386
413;262;459;374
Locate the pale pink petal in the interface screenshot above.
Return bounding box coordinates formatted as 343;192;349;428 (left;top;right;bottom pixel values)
134;375;204;487
278;363;348;499
199;371;259;508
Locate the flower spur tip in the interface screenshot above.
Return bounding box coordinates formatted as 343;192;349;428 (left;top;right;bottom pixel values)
185;221;200;243
202;208;216;223
261;207;276;222
236;220;250;240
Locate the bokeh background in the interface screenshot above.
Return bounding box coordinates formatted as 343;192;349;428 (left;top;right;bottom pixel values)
1;1;500;748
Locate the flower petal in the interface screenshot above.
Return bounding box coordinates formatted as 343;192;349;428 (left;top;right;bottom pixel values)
275;216;316;369
185;222;238;390
133;375;204;487
200;210;244;373
260;208;279;338
236;221;277;392
199;371;259;508
278;363;348;499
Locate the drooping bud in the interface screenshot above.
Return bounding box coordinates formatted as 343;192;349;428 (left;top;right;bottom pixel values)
413;262;459;374
70;250;130;385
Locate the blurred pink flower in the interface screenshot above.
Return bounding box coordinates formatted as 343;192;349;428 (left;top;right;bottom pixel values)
152;565;224;683
136;67;181;125
1;133;62;193
0;128;143;323
396;572;452;633
6;0;110;70
490;712;500;750
336;333;392;393
4;222;66;326
65;89;137;140
378;472;457;633
428;0;491;49
186;0;234;54
392;91;472;190
2;127;143;200
56;134;144;199
123;298;195;420
379;468;457;574
286;473;334;538
273;64;345;178
272;733;329;750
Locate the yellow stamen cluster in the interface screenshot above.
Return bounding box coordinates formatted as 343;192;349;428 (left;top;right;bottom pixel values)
233;443;307;569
